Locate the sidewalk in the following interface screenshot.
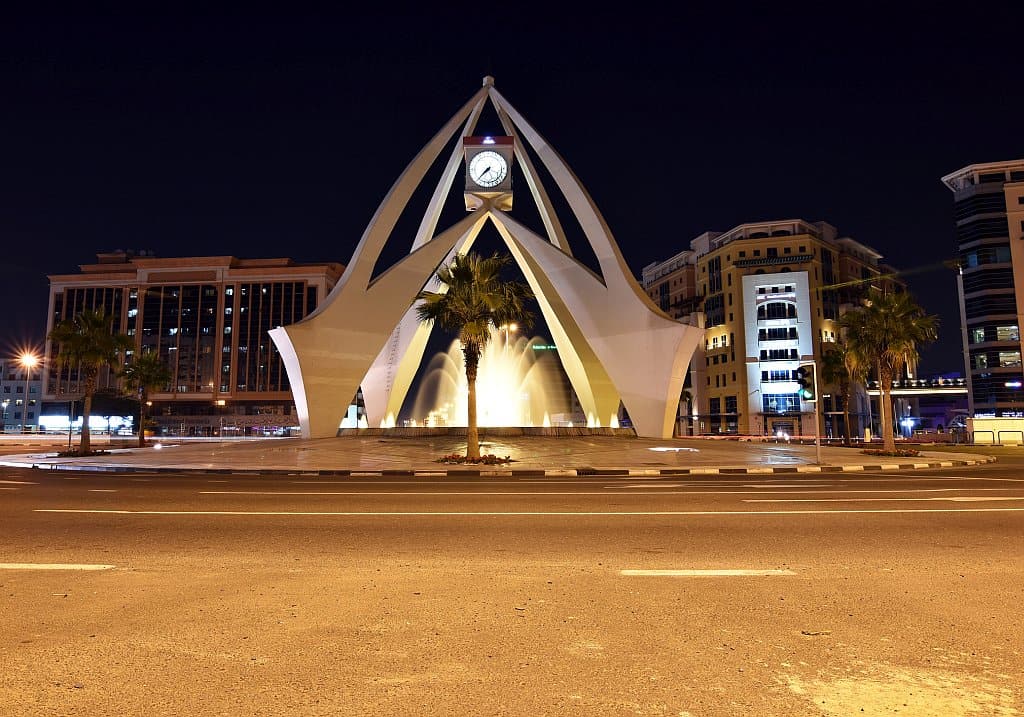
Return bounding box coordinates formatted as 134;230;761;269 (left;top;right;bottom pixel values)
0;434;997;476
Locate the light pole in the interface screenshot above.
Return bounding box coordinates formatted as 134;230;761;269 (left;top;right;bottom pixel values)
19;352;40;433
501;323;518;352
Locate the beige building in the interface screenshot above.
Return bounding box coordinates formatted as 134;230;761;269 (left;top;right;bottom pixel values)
643;220;903;437
44;251;344;436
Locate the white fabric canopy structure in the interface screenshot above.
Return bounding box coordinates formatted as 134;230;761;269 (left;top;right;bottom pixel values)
270;77;702;439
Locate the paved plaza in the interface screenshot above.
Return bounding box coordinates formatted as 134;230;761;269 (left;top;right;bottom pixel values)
0;433;995;475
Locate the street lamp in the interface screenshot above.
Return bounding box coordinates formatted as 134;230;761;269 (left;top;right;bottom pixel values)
19;352;40;434
1;398;9;431
501;323;518;351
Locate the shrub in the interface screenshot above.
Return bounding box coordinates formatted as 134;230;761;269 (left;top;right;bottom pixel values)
862;448;921;458
436;453;514;465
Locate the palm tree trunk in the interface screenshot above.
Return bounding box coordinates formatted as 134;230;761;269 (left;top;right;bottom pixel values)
841;383;853;447
138;389;148;448
81;392;93;454
464;347;480;459
879;365;896;452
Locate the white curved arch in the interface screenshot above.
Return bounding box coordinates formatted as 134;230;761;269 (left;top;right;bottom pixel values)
271;78;702;439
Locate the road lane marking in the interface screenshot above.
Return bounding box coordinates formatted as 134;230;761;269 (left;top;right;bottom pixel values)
33;508;1024;516
621;569;796;577
604;484;684;489
0;480;37;485
88;489;117;493
745;496;1024;503
0;563;116;571
742;484;829;488
198;488;1024;497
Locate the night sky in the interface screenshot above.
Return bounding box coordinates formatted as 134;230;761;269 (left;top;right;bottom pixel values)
3;6;1022;374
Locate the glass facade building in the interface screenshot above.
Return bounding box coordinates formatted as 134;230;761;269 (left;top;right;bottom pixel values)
942;160;1024;417
44;251;343;435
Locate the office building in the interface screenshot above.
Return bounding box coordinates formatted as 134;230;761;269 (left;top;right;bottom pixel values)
941;160;1024;418
643;220;904;437
43;251;344;435
0;358;42;432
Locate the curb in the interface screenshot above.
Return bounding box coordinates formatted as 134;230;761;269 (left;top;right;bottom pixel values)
9;456;998;477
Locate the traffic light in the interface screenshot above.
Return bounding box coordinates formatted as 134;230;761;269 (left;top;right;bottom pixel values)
796;364;816;402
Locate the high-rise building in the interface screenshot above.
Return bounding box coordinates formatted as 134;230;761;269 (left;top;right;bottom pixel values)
43;251;344;436
643;220;904;437
941;160;1024;418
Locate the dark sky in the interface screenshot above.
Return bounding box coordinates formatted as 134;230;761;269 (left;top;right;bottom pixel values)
3;6;1022;374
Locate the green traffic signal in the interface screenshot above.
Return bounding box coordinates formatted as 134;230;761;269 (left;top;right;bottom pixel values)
796;365;817;402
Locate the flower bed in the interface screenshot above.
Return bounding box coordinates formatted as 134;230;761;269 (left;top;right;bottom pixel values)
436;453;514;465
861;448;921;458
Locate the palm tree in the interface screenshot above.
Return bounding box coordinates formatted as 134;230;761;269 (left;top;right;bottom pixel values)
820;344;853;445
119;351;172;447
48;309;134;454
415;251;534;459
839;292;938;453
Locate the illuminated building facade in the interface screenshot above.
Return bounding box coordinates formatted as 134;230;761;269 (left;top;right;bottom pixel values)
0;359;42;432
942;160;1024;418
643;220;904;436
43;251;343;435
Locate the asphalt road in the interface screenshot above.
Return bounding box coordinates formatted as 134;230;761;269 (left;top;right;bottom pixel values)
2;459;1023;716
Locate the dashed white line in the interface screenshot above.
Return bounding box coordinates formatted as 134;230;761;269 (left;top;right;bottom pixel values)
621;569;796;577
0;563;116;571
87;489;117;493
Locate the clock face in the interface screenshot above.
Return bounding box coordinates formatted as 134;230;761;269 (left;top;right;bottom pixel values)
468;150;508;188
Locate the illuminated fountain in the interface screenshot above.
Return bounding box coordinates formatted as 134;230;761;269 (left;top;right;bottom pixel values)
410;327;569;427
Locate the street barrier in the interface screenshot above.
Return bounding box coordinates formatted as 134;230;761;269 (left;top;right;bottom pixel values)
997;430;1024;446
972;430;995;445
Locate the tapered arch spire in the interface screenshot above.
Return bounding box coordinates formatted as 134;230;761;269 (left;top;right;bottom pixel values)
270;77;701;439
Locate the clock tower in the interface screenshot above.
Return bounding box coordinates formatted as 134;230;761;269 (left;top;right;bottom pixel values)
464;135;514;211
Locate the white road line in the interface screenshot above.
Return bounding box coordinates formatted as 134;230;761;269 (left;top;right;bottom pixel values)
621;569;796;577
33;508;1024;516
745;496;1024;503
0;487;18;491
0;563;116;571
87;489;117;493
198;488;1021;497
604;484;684;489
0;480;37;485
741;484;830;488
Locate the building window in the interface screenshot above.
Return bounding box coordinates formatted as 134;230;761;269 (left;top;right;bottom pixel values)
970;327;986;344
763;394;799;413
999;351;1021;367
997;325;1020;342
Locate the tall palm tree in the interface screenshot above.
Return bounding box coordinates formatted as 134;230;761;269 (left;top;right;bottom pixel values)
820;344;853;445
49;309;134;454
839;292;938;452
416;251;534;459
119;351;172;447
